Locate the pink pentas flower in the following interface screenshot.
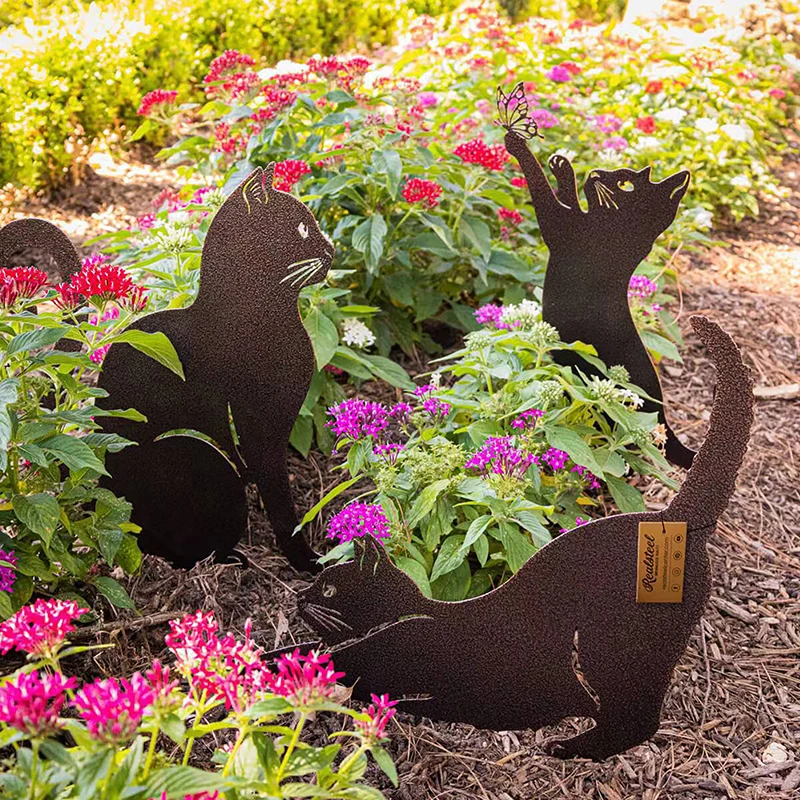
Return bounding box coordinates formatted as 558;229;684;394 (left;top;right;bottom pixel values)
511;409;543;430
530;108;558;128
465;436;536;479
628;274;658;299
402;178;443;208
542;447;569;471
326;398;389;441
546;65;572;83
374;443;404;465
560;515;590;533
769;88;786;99
0;549;17;593
326;502;390;544
204;50;255;84
602;136;629;152
474;303;505;328
572;465;601;491
0;670;76;737
273;159;312;192
137;90;178;117
453;138;509;171
89;305;120;365
417;91;438;107
267;649;345;707
422;396;451;420
120;285;149;313
0;598;88;657
355;693;398;742
593;114;623;133
137;213;156;230
389;402;412;421
73;673;155;744
145;659;180;712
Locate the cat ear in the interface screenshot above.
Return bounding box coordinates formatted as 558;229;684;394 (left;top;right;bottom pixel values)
637;166;652;181
240;167;267;208
658;169;690;204
263;162;276;193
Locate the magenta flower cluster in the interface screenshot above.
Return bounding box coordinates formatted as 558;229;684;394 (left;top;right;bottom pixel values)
355;693;399;742
0;598;87;657
326;502;391;544
593;114;623;133
474;302;505;327
465;436;537;479
375;443;404;464
572;465;602;491
628;275;659;299
0;670;76;737
73;674;156;744
542;447;569;471
326;398;389;440
268;649;345;706
511;409;543;430
0;548;16;593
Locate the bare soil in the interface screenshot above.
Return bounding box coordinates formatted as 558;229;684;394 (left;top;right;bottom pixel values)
4;143;800;799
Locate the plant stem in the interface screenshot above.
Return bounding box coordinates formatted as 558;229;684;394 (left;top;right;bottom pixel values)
276;712;307;784
142;725;159;779
28;740;39;800
182;690;207;766
221;727;248;778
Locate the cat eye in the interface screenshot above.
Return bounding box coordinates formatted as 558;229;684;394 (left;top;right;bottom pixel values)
297;222;309;239
617;180;635;192
323;583;337;598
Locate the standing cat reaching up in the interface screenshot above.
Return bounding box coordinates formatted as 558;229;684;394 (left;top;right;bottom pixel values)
98;165;334;571
296;316;753;760
501;101;695;468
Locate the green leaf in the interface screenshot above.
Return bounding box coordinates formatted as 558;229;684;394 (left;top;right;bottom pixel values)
605;474;646;513
430;534;467;582
497;520;537;573
406;478;451;528
395;556;432;597
144;766;230;798
93;576;135;609
303;307;339;369
373;746;399;786
0;378;18;471
513;511;552;548
640;330;682;363
113;329;185;379
298;476;362;528
77;748;114;800
285;743;341;777
352;214;387;271
482;188;516;209
363;354;414;389
5;326;67;356
40;434;109;476
544;426;605;479
12;493;60;542
430;559;471;601
461;514;492;551
371;149;402;197
458;216;492;261
155;429;240;476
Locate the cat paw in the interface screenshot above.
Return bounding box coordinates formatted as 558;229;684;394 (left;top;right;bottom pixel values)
545;729;616;761
548;154;573;175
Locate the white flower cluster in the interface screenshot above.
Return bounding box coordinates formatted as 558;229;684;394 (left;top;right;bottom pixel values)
152;223;194;254
588;377;644;408
500;298;542;330
685;207;714;229
341;318;375;349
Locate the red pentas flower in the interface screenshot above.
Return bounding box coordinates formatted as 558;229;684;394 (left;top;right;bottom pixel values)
73;673;155;744
354;693;398;742
204;50;255;84
511;176;527;188
120;285;149;313
273;159;312;192
402;178;443;208
645;80;663;94
0;670;77;738
498;207;523;225
137;89;178;117
2;266;49;299
53;282;83;311
635;116;656;134
72;260;134;303
0;598;88;658
453;138;509;171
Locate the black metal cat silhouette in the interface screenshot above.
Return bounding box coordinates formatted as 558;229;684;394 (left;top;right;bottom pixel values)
97;164;333;571
498;83;696;469
293;316;753;760
0;218;82;279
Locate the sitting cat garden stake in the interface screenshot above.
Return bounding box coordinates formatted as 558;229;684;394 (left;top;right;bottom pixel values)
295;316;754;760
498;83;696;468
97;164;334;571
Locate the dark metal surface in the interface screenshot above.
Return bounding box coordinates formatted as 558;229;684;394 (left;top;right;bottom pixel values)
504;126;696;469
96;165;333;570
299;316;754;760
0;218;83;278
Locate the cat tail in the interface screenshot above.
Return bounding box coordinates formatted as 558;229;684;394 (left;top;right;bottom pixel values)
666;316;754;529
0;219;82;281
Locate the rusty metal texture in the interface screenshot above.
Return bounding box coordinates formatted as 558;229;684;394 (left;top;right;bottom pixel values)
297;316;754;760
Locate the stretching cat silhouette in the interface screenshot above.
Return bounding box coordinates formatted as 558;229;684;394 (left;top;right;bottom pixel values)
295;316;753;759
98;164;334;570
504;130;696;468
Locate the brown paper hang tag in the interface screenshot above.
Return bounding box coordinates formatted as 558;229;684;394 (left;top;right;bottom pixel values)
636;521;686;603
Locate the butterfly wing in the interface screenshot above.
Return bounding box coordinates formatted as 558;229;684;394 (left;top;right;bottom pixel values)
495;82;543;140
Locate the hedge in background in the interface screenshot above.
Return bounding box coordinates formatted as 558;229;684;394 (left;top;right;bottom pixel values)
0;0;460;194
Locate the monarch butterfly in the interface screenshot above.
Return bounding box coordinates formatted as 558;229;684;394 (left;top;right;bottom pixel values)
495;82;543;140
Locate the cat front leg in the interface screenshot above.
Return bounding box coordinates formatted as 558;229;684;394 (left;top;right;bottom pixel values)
548;154;580;210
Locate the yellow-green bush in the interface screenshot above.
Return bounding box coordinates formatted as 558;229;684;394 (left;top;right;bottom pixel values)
0;0;460;193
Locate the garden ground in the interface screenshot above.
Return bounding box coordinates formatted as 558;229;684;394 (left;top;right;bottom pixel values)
3;142;799;798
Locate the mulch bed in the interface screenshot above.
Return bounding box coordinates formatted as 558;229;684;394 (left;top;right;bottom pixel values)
6;144;800;799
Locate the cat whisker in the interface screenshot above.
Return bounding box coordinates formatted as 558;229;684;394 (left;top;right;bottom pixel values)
306;603;352;631
303;605;334;631
282;258;322;286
